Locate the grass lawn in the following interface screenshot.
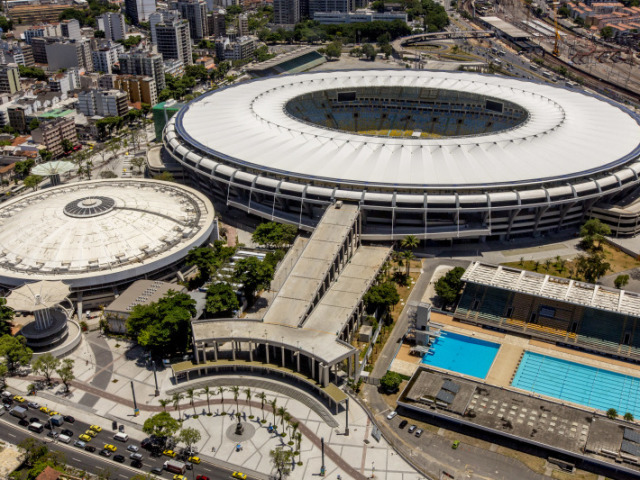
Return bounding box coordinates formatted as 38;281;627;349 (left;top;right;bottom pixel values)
502;243;640;280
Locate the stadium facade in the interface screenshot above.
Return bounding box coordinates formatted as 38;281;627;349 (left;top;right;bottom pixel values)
163;70;640;241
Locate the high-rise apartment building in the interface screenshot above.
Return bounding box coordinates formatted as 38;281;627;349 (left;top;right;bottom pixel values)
30;37;57;64
78;89;128;117
0;63;21;94
48;68;80;94
97;12;127;41
31;117;78;157
149;10;182;44
155;19;193;66
308;0;352;16
91;41;124;74
207;9;226;37
114;75;158;106
177;0;208;40
45;39;93;71
60;19;81;40
118;51;166;92
273;0;300;25
24;24;61;44
125;0;156;25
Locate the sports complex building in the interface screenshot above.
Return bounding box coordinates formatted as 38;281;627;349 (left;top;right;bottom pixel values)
164;70;640;241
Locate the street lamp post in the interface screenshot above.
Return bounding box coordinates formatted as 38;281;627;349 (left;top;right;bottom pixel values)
152;360;159;397
131;381;139;416
320;437;326;476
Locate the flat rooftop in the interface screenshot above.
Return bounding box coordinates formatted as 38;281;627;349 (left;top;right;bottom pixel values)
262;203;360;328
480;16;531;39
462;261;640;318
401;367;640;475
303;245;389;334
105;280;186;316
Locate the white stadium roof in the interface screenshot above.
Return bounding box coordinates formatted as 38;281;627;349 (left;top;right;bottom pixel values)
0;179;215;288
175;70;640;188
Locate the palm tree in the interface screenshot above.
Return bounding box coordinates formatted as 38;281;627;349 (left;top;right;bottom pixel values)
185;387;198;415
283;412;292;437
230;385;240;413
519;256;525;266
217;386;226;412
244;387;253;417
277;406;287;431
533;260;540;272
159;399;170;412
558;258;567;273
257;392;268;421
171;392;184;421
295;431;302;462
544;259;551;272
402;250;415;276
200;386;212;415
269;398;277;425
291;421;299;444
400;234;419;250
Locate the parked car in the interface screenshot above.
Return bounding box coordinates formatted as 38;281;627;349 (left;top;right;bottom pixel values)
131;459;143;468
99;449;112;458
415;429;423;438
408;425;417;433
451;439;459;449
18;419;29;427
29;417;39;423
74;440;86;448
398;420;408;429
27;402;40;409
151;467;163;475
85;445;96;453
386;411;397;420
130;453;143;461
127;445;139;453
47;431;59;438
113;454;125;463
61;429;73;437
64;415;75;423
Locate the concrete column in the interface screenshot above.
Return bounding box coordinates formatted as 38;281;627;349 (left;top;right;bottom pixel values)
311;356;315;379
201;345;206;363
296;349;301;372
265;342;270;364
232;342;236;361
347;355;352;379
280;345;285;367
213;341;218;361
193;342;200;365
321;364;329;387
249;341;253;362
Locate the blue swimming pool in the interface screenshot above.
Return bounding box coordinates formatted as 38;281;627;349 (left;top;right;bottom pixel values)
512;352;640;418
420;331;500;379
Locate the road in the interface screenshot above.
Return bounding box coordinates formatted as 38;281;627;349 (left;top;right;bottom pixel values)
0;399;248;480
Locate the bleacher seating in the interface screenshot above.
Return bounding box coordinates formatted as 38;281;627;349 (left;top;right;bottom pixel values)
577;308;626;345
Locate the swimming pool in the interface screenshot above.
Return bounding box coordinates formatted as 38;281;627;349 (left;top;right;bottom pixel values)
421;331;500;379
512;351;640;418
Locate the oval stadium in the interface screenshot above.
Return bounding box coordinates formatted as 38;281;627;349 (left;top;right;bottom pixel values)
0;179;215;302
163;70;640;241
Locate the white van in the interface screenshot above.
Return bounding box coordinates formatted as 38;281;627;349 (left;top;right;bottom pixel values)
58;434;71;444
114;432;129;442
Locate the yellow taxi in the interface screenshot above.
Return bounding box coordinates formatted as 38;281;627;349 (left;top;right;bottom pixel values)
39;406;50;414
13;395;25;403
79;434;92;442
188;456;201;464
232;473;247;480
103;444;117;452
163;449;177;458
173;476;186;480
89;425;102;432
85;429;98;438
48;411;59;416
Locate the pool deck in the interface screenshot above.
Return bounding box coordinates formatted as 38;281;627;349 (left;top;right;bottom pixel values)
391;311;640;387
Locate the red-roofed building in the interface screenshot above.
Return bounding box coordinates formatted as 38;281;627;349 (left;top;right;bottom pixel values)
35;466;62;480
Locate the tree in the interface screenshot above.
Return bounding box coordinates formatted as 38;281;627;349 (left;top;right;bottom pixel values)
32;353;60;385
23;174;42;191
14;158;35;178
234;256;275;305
186;246;218;282
295;431;302;462
142;411;180;440
251;222;298;248
615;274;630;289
601;26;614;39
434;266;465;306
606;408;618;419
230;385;240;413
100;170;118;179
270;398;277;425
579;219;611;252
131;156;146;175
185;387;198;415
401;249;415;276
177;427;201;454
28;118;40;132
153;171;175;182
126;290;196;355
0;334;32;373
362;43;376;60
200;386;213;414
625;412;634;421
325;41;342;59
575;251;610;283
55;358;74;392
0;298;14;336
544;259;551;272
380;370;403;393
159;398;170;412
61;138;74;153
38;150;53;163
401;234;419;250
257;391;268;421
205;283;239;317
270;446;294;479
364;281;400;316
171;392;184;421
244;387;253;417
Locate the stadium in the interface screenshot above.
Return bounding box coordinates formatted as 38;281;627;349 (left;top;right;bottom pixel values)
0;179;215;305
163;70;640;241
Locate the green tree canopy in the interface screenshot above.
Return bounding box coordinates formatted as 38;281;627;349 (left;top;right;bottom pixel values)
32;352;60;385
579;219;611;252
142;411;180;440
55;358;74;392
601;26;614;39
0;298;14;336
362;43;376;60
363;281;400;314
205;282;239;317
14;158;35;178
380;370;403;392
615;274;630;289
177;426;201;453
251;222;297;248
18;65;46;80
575;251;610;283
23;174;42;191
325;41;342;59
434;266;465;306
234;256;275;305
126;290;196;354
0;334;32;373
270;446;294;479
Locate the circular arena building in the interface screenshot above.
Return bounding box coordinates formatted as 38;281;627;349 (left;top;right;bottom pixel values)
164;70;640;241
0;179;215;304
